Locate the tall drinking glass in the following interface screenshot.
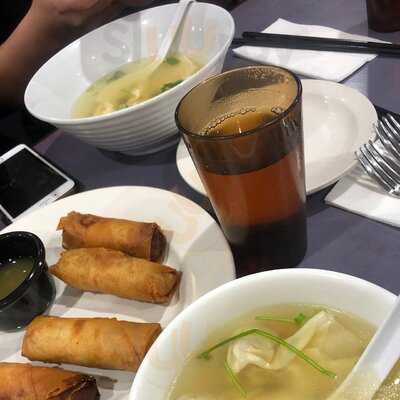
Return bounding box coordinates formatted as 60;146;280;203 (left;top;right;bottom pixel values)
176;66;306;270
366;0;400;32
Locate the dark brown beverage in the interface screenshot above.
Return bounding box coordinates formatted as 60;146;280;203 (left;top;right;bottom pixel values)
366;0;400;32
176;66;307;271
195;109;306;269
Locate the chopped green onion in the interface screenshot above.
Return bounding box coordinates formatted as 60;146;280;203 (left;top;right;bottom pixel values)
255;312;310;326
255;316;294;323
294;312;309;326
198;328;336;379
160;79;183;93
106;70;125;82
224;361;247;398
165;56;180;65
86;80;103;93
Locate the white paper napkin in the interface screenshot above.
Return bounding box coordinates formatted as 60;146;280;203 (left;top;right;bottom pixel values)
233;18;386;82
325;165;400;228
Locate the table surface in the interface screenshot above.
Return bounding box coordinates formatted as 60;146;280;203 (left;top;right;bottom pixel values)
4;0;400;293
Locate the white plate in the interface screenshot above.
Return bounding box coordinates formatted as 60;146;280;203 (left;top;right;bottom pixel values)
0;186;235;399
176;79;377;196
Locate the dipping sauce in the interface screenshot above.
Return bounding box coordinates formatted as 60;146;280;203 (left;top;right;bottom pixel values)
0;257;34;299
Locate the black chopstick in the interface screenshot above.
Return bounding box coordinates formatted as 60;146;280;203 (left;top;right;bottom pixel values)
230;32;400;57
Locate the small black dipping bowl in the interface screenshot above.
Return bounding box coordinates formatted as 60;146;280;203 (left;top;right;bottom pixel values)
0;231;55;331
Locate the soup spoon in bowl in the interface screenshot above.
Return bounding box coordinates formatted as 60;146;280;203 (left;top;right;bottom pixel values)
122;0;195;105
329;294;400;400
136;0;195;83
154;0;195;66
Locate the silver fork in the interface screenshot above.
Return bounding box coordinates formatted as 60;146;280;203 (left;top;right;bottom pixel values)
356;113;400;196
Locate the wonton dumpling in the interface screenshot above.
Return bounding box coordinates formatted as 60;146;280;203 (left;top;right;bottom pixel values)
227;311;363;374
227;330;277;373
310;316;364;359
273;311;333;369
94;101;115;116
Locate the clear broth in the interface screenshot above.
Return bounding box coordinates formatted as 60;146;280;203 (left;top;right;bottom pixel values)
72;53;202;118
168;304;400;400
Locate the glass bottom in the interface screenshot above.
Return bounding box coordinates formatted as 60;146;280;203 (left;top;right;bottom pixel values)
229;209;307;275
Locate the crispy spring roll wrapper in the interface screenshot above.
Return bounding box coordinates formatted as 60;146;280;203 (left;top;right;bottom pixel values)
50;248;181;304
22;316;162;372
0;362;99;400
57;211;166;261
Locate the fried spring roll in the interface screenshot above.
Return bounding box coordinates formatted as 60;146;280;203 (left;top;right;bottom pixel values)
22;316;161;372
0;362;99;400
50;248;180;304
58;211;166;261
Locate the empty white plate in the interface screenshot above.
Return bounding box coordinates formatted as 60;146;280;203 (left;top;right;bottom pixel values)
176;79;377;196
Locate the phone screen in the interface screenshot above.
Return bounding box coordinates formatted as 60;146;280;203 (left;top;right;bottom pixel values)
0;149;68;218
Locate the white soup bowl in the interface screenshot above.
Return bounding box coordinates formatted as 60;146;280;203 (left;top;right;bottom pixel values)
24;2;235;155
130;268;395;399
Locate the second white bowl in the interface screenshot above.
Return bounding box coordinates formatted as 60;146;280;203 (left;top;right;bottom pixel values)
24;2;235;155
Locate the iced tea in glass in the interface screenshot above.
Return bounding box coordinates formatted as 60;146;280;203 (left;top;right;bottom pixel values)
176;66;306;270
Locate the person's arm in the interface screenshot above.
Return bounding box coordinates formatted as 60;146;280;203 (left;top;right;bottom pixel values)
0;8;67;106
0;0;150;107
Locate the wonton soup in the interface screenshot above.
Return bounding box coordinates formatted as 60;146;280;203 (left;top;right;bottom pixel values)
72;53;202;118
168;304;400;400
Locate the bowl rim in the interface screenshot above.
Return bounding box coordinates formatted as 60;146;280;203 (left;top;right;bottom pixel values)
24;2;235;126
0;231;46;310
130;268;396;399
